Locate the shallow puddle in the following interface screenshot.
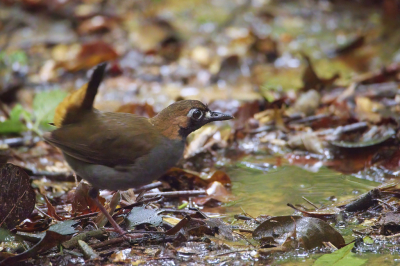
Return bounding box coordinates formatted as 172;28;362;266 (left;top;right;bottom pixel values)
225;158;379;217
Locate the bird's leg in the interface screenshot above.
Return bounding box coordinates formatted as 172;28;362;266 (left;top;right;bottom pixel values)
88;187;126;235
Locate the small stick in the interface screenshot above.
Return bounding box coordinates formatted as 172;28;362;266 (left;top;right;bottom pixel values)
35;205;53;219
302;196;319;209
116;196;162;211
317;122;368;136
90;236;125;249
234;232;256;248
288;114;328;125
143;190;206;198
158;209;198;215
90;231;165;249
133;181;163;193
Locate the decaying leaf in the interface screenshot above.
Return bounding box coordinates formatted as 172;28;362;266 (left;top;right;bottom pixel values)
301;54;339;91
206;181;235;203
288;131;325;154
207;170;232;186
125;206;163;229
71;181;105;215
0;230;72;266
213;55;241;84
253;216;344;250
96;191;120;228
354;97;383;123
0;164;35;229
331;35;365;57
57;41;118;72
185;126;218;159
43;195;64;221
77;16;117;35
343;188;381;212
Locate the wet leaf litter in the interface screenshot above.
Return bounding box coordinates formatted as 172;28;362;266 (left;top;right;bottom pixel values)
1;0;400;265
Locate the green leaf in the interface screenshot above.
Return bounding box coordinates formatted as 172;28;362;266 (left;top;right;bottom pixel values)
33;90;68;131
313;243;367;266
363;236;374;245
0;50;28;67
0;228;19;242
0;104;30;134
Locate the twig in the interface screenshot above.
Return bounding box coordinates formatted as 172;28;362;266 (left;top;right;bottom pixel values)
239;207;262;224
234;232;256;248
317;122;368;136
373;232;400;240
34;205;53;219
287;203;302;212
133;181;163;193
143;190;206;198
258;246;287;255
234;214;253;221
90;231;165;249
90;236;125;249
288;114;328;125
158;209;198;215
302;196;319;209
323;241;338;251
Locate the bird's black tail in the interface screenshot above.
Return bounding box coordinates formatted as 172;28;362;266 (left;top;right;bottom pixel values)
81;63;107;110
53;63;107;127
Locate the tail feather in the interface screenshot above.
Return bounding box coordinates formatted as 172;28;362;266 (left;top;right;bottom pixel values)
81;63;107;110
53;63;107;128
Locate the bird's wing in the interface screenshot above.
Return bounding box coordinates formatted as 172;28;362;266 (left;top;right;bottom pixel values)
44;111;160;167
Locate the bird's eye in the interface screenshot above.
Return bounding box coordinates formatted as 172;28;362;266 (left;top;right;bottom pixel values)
190;109;203;120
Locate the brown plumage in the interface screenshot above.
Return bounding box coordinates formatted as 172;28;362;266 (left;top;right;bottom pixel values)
43;63;233;235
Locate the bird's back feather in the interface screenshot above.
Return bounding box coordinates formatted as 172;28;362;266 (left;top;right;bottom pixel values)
44;111;161;167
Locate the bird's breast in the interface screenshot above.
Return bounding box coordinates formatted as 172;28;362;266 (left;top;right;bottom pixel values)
135;137;185;179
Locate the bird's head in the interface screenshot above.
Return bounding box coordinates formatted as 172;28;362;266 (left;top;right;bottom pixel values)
151;100;233;139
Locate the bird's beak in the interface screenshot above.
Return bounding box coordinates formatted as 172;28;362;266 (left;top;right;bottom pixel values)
205;111;234;122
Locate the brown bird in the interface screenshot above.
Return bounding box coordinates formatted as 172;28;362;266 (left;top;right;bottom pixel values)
44;63;233;235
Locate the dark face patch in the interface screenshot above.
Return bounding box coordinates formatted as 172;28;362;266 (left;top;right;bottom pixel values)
151;100;233;139
178;106;211;138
